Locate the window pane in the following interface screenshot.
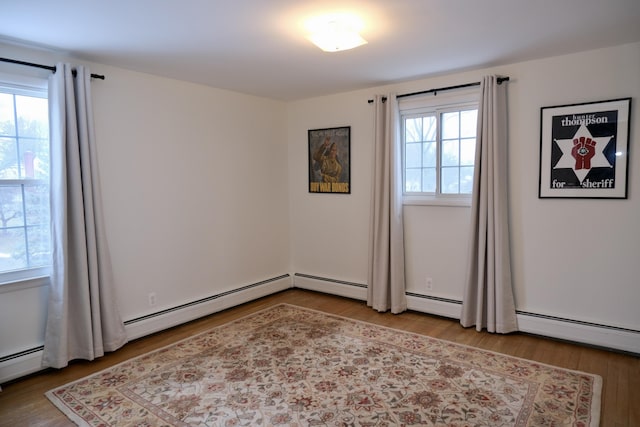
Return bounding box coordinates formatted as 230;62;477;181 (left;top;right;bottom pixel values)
19;138;50;179
460;109;477;138
405;118;422;143
405;143;422;168
422;167;436;193
460;138;476;166
0;137;19;179
422;141;436;167
24;184;49;226
423;116;436;141
0;228;27;271
0;93;16;136
27;224;50;267
402;102;476;199
441;139;460;167
0;86;50;278
16;95;49;138
442;112;459;139
441;167;460;194
0;185;24;227
406;168;422;192
460;166;475;194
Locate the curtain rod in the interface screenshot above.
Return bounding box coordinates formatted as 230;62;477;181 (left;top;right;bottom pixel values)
367;76;509;103
0;57;105;80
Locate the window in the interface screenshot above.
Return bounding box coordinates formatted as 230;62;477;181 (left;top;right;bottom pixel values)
401;91;478;205
0;78;50;284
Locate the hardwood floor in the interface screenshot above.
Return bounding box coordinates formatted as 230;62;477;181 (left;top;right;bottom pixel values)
0;289;637;426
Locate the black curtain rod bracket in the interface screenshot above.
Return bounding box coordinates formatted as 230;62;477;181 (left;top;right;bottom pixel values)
0;57;105;80
368;76;509;104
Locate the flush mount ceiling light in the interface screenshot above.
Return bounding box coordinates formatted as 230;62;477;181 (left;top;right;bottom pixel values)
306;13;368;52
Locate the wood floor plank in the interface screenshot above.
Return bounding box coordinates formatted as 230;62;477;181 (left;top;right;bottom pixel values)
630;355;640;427
0;289;637;426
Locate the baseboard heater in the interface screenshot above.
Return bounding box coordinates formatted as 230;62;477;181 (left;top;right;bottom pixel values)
516;310;639;333
0;346;43;365
515;310;640;355
0;274;292;384
125;274;291;326
294;274;640;355
294;273;367;288
293;273;367;300
2;274;638;384
405;292;462;306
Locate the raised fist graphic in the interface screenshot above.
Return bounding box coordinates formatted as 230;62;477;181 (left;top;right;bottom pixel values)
571;136;597;170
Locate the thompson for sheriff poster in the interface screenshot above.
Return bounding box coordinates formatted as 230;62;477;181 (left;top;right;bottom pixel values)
539;98;631;198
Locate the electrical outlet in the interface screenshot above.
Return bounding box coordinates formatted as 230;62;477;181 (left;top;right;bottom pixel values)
425;277;433;291
148;292;157;307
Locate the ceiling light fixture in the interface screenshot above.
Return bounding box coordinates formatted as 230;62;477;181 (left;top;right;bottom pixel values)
306;13;368;52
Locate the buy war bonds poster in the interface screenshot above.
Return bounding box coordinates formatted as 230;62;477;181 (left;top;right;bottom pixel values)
308;126;351;194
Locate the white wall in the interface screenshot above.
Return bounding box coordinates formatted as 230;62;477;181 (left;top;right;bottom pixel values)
288;42;640;333
0;42;291;362
287;95;373;284
505;43;639;329
92;66;290;320
2;40;638;373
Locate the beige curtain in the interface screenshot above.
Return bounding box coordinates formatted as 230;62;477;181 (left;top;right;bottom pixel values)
460;76;518;333
42;63;127;369
367;94;407;314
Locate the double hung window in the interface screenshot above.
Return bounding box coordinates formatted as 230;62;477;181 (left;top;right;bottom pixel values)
401;91;479;205
0;76;51;284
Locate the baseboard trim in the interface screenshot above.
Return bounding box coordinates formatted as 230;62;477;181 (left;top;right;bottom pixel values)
124;274;292;340
516;311;640;355
293;273;367;300
0;347;45;385
3;274;637;384
293;277;639;354
406;292;462;319
0;274;292;385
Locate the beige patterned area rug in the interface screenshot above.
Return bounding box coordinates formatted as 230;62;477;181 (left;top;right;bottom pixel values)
46;304;601;426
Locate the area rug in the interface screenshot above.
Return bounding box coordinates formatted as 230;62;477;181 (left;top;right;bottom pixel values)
46;304;601;426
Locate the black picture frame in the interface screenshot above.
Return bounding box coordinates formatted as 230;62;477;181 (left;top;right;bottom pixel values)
539;98;631;198
308;126;351;194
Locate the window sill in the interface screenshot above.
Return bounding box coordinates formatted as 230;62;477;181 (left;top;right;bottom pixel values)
0;275;50;294
403;196;472;207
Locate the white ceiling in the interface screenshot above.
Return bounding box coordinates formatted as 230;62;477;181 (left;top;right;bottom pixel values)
2;0;640;101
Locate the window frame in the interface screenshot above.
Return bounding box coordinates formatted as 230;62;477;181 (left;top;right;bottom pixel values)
399;88;480;207
0;71;51;286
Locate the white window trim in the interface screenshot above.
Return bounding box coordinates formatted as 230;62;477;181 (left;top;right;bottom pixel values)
0;268;50;290
399;87;479;207
0;69;48;91
0;71;50;286
403;194;473;207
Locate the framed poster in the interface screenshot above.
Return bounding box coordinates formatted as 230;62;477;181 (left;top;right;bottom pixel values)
539;98;631;198
308;126;351;193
